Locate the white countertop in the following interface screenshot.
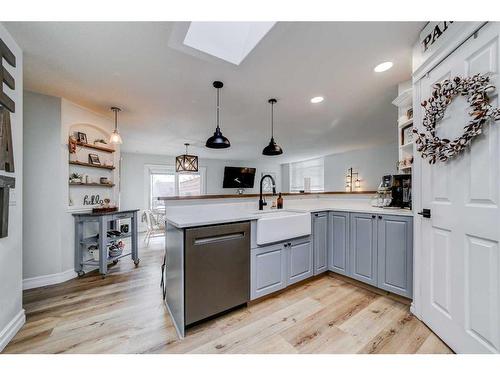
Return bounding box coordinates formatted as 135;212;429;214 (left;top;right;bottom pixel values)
165;197;413;228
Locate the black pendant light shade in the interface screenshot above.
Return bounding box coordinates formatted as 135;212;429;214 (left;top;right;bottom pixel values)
262;137;283;156
206;81;230;149
175;143;199;172
262;98;283;156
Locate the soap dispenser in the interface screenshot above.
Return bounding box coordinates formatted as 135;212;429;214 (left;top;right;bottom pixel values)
277;192;283;209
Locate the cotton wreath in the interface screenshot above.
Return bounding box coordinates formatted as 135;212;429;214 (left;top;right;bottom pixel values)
414;74;500;163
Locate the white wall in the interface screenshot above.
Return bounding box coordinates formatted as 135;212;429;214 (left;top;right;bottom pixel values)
0;24;24;352
120;152;282;229
23;91;63;280
324;143;398;191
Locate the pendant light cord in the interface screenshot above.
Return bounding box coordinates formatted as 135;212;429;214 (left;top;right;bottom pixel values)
271;100;274;138
114;109;118;132
216;87;220;130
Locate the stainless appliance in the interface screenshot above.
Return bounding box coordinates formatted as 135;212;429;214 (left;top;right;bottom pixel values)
390;174;412;209
184;222;250;326
372;175;412;209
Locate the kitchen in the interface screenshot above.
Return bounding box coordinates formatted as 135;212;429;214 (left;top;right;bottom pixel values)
0;7;499;371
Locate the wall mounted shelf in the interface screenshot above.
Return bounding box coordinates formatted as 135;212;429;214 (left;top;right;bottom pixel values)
391;88;413;107
393;81;414;173
398;117;413;129
69;160;115;170
69;182;115;188
75;141;115;153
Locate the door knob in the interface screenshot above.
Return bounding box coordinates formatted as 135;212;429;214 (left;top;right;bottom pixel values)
417;208;431;218
371;215;376;219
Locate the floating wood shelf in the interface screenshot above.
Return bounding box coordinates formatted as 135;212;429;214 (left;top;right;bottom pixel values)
69;182;115;188
75;141;115;153
69;160;115;170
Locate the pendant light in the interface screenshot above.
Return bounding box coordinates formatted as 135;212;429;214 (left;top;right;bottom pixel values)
175;143;199;172
262;98;283;156
109;107;123;145
206;81;230;149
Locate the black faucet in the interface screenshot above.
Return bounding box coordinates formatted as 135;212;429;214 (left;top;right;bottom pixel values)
259;174;277;210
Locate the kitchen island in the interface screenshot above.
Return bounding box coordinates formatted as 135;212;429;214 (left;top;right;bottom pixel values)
162;196;413;338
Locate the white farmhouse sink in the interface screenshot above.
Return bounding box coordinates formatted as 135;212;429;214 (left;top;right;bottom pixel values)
256;210;311;245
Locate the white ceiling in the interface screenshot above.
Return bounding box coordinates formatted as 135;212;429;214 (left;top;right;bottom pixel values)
5;21;423;162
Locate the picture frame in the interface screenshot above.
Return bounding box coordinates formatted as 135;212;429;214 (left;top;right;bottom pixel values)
77;132;88;144
401;124;413;146
88;153;101;165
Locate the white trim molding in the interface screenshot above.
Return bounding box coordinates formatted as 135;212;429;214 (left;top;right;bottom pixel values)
23;269;77;290
0;309;25;352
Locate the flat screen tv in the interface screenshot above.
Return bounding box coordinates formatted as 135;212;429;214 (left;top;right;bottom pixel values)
223;167;256;189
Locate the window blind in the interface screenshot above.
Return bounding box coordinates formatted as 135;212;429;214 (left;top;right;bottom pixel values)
289;157;324;192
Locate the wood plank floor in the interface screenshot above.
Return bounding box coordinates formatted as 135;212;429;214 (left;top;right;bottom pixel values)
4;236;452;354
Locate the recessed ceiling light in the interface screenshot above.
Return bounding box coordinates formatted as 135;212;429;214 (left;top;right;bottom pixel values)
310;96;324;104
374;61;393;73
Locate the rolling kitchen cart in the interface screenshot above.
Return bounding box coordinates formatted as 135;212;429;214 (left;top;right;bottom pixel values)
73;209;140;277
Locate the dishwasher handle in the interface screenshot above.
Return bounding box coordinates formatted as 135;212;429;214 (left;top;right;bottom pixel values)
193;232;245;245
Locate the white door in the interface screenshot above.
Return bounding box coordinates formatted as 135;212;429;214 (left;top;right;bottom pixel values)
417;22;500;353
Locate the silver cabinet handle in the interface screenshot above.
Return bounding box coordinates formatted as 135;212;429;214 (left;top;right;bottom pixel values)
194;232;244;245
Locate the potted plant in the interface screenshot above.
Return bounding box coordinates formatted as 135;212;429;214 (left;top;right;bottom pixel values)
69;172;83;184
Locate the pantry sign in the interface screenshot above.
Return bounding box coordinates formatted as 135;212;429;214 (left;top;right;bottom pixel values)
421;21;454;52
413;22;485;80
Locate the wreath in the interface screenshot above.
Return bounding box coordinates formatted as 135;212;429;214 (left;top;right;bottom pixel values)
413;74;500;164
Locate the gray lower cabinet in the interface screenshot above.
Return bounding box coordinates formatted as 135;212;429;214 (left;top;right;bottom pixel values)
312;212;328;275
250;243;287;300
328;211;350;276
349;212;378;286
377;214;413;298
251;236;312;300
287;237;314;284
251;211;413;301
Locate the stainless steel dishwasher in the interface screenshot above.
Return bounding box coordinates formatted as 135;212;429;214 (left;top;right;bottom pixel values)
184;221;250;326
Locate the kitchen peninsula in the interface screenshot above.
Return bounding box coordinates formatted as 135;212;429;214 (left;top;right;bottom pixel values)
162;195;413;338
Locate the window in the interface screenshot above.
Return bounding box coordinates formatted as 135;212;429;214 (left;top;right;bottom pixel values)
147;165;206;210
289;157;324;192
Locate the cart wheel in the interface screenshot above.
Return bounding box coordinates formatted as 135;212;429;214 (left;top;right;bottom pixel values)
77;270;85;277
113;260;119;265
134;259;140;266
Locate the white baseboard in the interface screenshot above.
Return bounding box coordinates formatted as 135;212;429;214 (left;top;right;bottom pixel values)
23;269;77;290
0;309;25;352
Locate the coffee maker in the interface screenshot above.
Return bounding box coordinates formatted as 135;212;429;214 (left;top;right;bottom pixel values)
388;174;412;209
373;175;412;209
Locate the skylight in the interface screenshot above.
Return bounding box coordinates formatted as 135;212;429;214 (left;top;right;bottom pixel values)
183;22;276;65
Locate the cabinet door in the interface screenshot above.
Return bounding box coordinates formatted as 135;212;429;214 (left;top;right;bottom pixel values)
328;211;350;276
250;243;287;300
349;213;378;286
377;215;413;298
287;238;313;285
313;212;328;275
